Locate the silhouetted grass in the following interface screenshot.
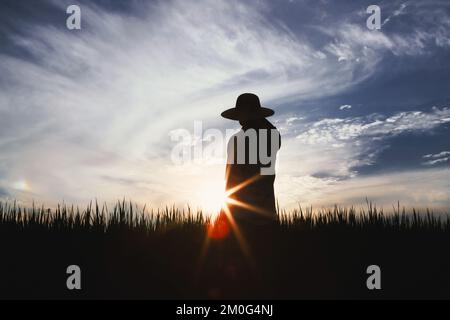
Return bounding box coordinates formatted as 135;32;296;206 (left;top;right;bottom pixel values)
1;200;448;232
1;200;450;299
0;200;207;232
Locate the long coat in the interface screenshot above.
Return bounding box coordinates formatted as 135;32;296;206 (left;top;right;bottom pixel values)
224;119;281;226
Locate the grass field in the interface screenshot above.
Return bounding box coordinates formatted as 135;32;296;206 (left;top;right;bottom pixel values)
1;200;450;299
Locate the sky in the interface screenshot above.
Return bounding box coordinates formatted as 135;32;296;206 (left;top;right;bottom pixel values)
0;0;449;212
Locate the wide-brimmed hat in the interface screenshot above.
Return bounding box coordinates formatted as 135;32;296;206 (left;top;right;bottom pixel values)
221;93;274;120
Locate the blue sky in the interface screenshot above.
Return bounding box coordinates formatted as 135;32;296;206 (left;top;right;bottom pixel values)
0;0;449;211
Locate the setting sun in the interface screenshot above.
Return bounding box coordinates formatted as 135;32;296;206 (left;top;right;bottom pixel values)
197;180;229;214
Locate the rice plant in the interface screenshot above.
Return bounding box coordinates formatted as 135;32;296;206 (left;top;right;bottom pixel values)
1;200;448;232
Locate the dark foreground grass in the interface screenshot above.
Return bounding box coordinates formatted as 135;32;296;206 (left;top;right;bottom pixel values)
1;200;450;299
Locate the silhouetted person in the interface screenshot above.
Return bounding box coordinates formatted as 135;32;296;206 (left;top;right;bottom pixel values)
221;93;281;227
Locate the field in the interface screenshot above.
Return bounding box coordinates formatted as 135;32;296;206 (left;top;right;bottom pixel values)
1;200;450;299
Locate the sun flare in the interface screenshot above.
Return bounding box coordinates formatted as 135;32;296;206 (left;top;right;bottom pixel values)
197;180;229;215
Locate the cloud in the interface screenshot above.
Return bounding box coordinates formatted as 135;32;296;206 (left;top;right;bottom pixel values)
423;158;449;166
324;23;395;60
276;167;450;210
382;2;408;26
422;151;450;166
285;117;302;125
296;107;450;145
423;151;450;159
320;0;450;62
271;107;450;198
339;104;352;110
0;187;9;198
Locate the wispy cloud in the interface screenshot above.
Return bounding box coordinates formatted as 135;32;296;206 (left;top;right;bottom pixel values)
382;2;408;26
422;151;450;166
423;151;450;159
296;107;450;145
423;158;450;166
339;104;352;110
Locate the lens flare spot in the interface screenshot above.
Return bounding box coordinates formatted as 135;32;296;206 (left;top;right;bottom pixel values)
207;212;230;239
12;180;30;192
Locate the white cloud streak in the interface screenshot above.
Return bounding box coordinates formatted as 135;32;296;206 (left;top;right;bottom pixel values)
339;104;352;110
422;151;450;166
